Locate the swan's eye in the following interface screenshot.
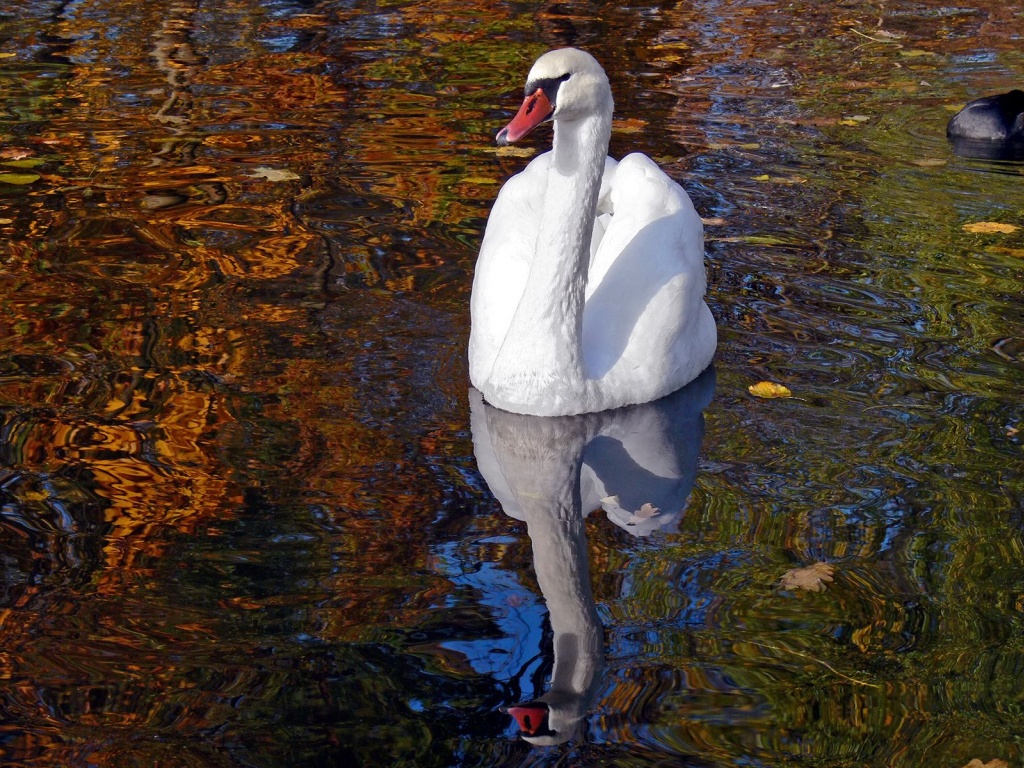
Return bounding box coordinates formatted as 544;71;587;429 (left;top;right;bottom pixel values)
526;72;572;106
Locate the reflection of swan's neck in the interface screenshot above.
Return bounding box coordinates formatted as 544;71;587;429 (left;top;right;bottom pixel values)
488;111;611;413
525;508;603;710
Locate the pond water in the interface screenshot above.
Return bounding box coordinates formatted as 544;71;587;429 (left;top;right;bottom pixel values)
1;0;1023;766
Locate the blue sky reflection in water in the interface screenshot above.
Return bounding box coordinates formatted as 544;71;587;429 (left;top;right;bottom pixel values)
0;0;1023;766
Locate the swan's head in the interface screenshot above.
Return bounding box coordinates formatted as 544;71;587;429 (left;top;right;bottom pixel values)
496;48;612;145
504;700;583;746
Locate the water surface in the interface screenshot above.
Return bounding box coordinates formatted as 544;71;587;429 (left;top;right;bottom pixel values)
1;0;1023;766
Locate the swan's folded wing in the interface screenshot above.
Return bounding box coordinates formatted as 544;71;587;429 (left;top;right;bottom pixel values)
469;154;549;384
587;152;703;292
581;152;712;386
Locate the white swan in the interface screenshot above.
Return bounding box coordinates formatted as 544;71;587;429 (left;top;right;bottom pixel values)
469;48;716;417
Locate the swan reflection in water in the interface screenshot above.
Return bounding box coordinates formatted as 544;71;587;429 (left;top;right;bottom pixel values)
470;366;715;745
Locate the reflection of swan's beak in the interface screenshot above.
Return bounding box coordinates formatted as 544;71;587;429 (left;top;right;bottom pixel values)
503;702;552;736
496;88;554;145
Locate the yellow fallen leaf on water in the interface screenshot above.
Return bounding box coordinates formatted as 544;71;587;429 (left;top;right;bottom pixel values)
752;174;806;185
748;381;792;398
492;145;536;157
780;562;835;592
462;177;498;185
962;222;1019;234
613;117;647;134
708;141;761;150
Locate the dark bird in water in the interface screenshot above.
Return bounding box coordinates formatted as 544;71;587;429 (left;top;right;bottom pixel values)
947;90;1024;160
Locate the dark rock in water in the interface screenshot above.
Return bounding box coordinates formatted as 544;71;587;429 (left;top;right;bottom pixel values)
947;90;1024;160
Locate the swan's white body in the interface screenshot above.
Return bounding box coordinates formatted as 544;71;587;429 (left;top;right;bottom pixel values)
469;48;716;417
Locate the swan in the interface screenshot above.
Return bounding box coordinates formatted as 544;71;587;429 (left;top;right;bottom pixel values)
469;48;716;417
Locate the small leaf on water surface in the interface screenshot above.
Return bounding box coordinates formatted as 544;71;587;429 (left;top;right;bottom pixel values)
652;41;690;50
962;222;1019;234
961;760;1008;768
709;142;761;150
752;174;807;185
912;158;946;167
2;159;44;168
492;145;536;158
710;233;804;246
249;166;301;182
0;148;34;160
627;503;661;526
700;217;726;226
613;117;647;134
748;381;792;398
462;177;498;185
779;562;835;592
0;172;40;185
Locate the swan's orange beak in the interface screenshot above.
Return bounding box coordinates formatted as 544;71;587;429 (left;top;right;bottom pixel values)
505;703;550;735
496;88;554;145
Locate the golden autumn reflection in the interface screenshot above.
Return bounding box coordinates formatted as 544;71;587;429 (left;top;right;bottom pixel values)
1;0;1024;766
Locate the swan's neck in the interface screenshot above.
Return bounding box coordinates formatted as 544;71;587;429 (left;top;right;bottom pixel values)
488;110;611;415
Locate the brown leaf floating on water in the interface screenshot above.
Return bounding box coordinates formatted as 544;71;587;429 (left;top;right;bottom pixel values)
961;760;1009;768
780;562;835;592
